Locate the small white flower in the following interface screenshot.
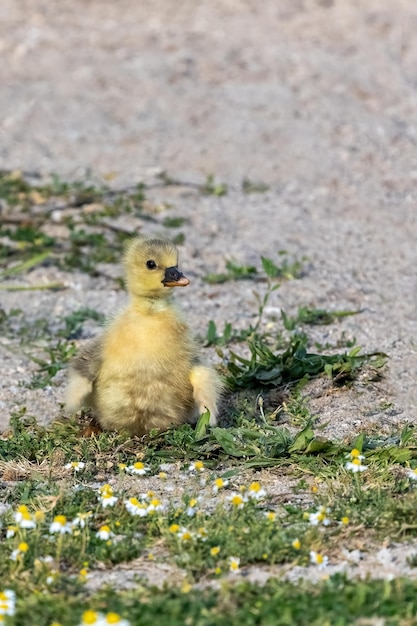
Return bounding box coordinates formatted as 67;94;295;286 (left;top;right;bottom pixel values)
188;460;205;473
345;449;367;473
229;556;240;572
0;589;16;616
6;526;17;539
64;461;86;472
49;515;73;534
407;468;417;480
10;542;29;561
146;498;165;514
310;551;329;569
185;498;199;517
226;492;247;509
345;460;367;473
212;477;229;493
246;482;267;500
308;506;331;526
96;525;113;540
126;462;150;476
177;527;194;542
98;484;118;508
72;511;93;529
14;505;36;530
124;497;148;517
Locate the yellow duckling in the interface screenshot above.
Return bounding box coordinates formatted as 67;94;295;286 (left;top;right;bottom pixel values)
65;236;222;435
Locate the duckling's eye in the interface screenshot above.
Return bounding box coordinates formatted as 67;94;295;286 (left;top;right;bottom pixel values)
146;260;157;270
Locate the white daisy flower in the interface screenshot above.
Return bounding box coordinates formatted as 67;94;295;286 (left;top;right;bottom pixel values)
226;492;247;509
177;527;194;542
212;477;229;493
345;459;367;473
49;515;73;534
308;506;331;526
6;526;17;539
146;498;165;514
188;460;204;473
229;556;240;572
185;498;199;517
310;551;329;569
407;468;417;480
126;462;150;476
246;482;267;500
14;505;36;530
98;484;118;508
64;461;86;472
96;525;113;540
345;449;367;473
0;589;16;616
10;542;29;561
124;497;148;517
72;511;93;529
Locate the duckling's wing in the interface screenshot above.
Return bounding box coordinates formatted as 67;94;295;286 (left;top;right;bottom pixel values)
65;336;103;414
189;364;223;426
70;336;103;382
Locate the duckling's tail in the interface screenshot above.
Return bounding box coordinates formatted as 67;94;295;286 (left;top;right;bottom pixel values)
65;369;93;414
190;365;223;426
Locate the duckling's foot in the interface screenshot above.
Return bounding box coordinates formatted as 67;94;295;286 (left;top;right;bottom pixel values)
80;423;103;437
78;412;103;437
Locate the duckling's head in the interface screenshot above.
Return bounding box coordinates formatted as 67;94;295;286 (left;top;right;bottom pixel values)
124;237;189;299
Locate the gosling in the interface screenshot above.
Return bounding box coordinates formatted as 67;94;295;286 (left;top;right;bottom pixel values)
65;236;222;435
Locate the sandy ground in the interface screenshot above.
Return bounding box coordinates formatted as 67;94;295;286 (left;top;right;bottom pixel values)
1;0;417;583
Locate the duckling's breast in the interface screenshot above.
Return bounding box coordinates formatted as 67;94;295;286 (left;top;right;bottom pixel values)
94;308;197;434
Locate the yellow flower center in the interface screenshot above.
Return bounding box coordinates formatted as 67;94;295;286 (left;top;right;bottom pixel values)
181;531;193;541
169;524;180;533
292;539;301;550
18;542;29;552
53;515;67;526
231;495;244;506
105;613;122;624
341;516;350;524
181;582;192;594
214;478;224;488
133;462;145;470
194;461;204;470
82;610;99;625
210;546;220;556
315;553;324;564
351;458;361;466
350;448;361;458
249;482;261;492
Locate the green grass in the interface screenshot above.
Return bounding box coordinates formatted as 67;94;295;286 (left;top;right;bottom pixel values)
4;575;417;626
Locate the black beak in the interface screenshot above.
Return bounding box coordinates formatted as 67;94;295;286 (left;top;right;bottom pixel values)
162;266;190;287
